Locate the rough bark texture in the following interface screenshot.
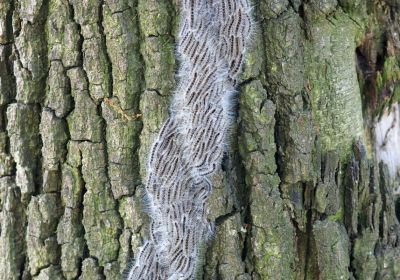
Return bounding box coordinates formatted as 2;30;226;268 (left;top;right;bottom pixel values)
0;0;399;280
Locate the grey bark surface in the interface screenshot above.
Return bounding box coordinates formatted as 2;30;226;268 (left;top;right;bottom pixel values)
0;0;399;280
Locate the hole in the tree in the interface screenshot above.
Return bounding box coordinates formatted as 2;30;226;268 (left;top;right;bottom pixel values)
355;45;378;113
355;47;371;76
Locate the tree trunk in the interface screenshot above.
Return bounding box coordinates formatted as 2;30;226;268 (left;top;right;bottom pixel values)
0;0;399;279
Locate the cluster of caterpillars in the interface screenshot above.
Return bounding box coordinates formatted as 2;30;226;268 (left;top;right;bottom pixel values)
126;0;253;279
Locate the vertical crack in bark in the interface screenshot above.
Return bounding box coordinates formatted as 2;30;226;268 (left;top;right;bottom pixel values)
67;2;83;67
36;0;49;195
98;1;114;100
303;206;314;280
98;1;122;266
1;0;16;157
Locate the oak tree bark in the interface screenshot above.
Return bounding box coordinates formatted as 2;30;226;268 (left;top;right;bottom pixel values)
0;0;399;279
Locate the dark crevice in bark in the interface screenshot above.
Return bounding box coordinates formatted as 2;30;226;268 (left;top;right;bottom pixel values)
273;110;284;196
238;77;256;88
98;1;114;100
288;0;302;13
4;0;15;44
132;0;146;180
344;153;359;277
370;165;378;230
67;3;83;67
236;132;252;268
348;237;357;279
35;0;50;197
395;198;400;223
98;47;122;266
240;203;252;263
214;209;238;226
77;159;90;278
214;260;222;280
146;88;165;97
303;208;314;280
297;2;309;38
378;163;389;241
18;256;26;280
0;0;15;163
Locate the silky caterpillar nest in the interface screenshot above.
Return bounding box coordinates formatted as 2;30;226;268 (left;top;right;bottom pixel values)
126;0;253;279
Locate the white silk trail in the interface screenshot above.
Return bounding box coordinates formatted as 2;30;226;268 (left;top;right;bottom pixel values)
126;1;253;279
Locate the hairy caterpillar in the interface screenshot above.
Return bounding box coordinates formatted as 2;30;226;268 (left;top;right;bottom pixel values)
126;0;253;279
